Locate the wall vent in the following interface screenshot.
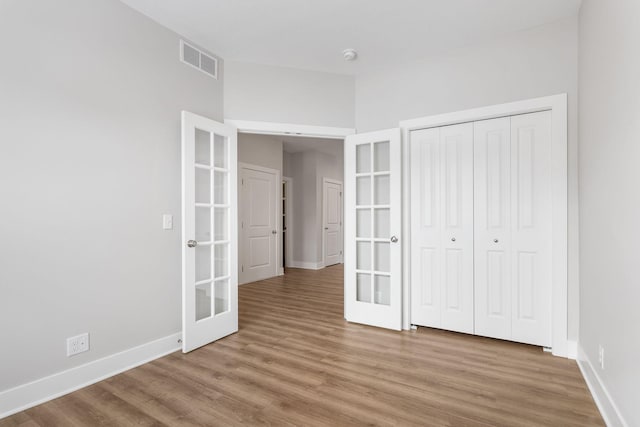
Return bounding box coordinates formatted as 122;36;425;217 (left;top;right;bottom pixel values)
180;40;218;79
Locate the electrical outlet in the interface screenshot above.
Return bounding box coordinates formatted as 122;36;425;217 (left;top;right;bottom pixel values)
67;333;90;357
598;345;605;370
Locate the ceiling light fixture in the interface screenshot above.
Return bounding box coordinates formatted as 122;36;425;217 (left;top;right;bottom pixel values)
343;49;358;61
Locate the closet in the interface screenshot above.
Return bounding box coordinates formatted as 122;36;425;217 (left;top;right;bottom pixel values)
410;110;553;347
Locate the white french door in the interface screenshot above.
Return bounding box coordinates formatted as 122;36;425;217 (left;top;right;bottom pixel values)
344;129;402;330
181;111;238;353
323;179;343;267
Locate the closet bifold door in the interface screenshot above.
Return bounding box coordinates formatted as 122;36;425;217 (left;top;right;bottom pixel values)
474;117;512;341
410;123;474;334
474;112;553;347
509;111;553;347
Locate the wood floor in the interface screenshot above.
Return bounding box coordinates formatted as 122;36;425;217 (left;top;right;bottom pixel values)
2;265;602;427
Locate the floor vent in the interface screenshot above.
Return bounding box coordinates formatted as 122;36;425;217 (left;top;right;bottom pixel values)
180;40;218;79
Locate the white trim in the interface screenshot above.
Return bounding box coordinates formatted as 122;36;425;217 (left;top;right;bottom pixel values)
282;176;294;269
322;178;344;267
238;162;281;285
225;119;355;139
289;260;325;270
400;94;569;357
567;340;578;360
0;333;181;420
577;345;629;427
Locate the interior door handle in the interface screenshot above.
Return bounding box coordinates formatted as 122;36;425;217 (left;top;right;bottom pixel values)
272;230;277;234
390;236;398;243
187;240;198;248
324;227;329;230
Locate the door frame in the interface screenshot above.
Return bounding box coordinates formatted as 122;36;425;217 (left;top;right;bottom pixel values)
238;162;281;284
282;176;294;270
400;94;569;357
322;178;343;267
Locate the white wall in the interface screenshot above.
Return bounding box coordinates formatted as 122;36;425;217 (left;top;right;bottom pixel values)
224;61;355;128
578;1;640;425
0;0;223;392
355;17;580;342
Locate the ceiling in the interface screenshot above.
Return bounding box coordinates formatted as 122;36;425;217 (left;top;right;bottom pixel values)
121;0;581;75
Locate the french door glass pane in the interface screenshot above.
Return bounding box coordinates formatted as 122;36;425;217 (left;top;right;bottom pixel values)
374;175;390;205
374;141;390;172
195;168;211;204
195;207;212;242
356;176;371;206
214;279;229;314
195;245;212;282
214;208;228;241
356;143;371;173
374;208;390;238
374;242;390;273
213;134;227;168
356;273;372;303
195;283;212;321
356;208;371;238
374;275;391;306
356;241;371;270
195;129;211;165
214;244;229;278
214;171;228;204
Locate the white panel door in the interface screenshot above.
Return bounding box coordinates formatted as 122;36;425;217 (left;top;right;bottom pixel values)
474;117;512;341
240;165;278;284
345;129;402;330
410;124;473;333
181;111;238;353
510;111;552;347
410;127;441;328
439;123;474;333
323;179;343;267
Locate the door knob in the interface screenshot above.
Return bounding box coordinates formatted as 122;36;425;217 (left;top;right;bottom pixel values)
324;227;329;230
272;230;277;234
390;236;398;243
187;240;198;248
451;237;456;242
493;239;499;243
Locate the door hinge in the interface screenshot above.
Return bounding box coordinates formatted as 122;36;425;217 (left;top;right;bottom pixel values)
242;265;244;272
242;178;244;185
241;221;244;229
340;192;342;196
340;250;343;255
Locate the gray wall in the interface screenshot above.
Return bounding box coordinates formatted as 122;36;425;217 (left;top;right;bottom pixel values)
0;0;223;391
237;133;284;281
283;143;343;266
225;61;355;128
579;1;640;425
355;17;580;342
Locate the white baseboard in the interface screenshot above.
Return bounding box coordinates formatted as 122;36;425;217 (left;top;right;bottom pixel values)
0;332;181;420
577;345;628;427
288;260;324;270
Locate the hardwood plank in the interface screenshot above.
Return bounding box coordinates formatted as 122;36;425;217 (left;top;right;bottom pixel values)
0;265;603;426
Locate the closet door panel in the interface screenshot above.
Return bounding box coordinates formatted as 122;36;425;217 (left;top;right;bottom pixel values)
474;117;512;340
410;128;441;327
510;111;553;346
439;123;474;334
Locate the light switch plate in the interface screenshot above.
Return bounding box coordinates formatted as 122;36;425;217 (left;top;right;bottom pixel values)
163;214;173;230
